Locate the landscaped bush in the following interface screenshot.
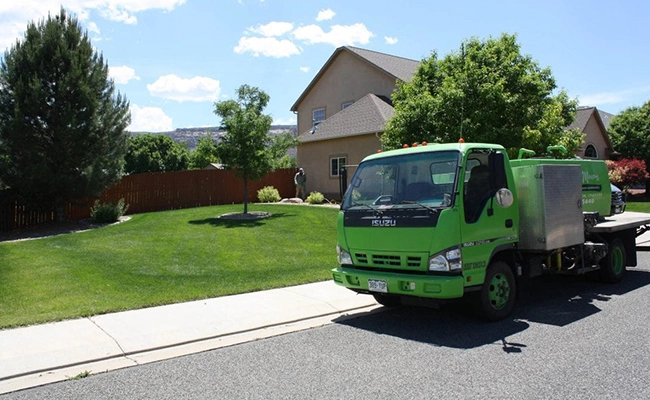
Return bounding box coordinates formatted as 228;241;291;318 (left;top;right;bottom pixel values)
90;198;129;223
606;158;649;189
306;191;325;204
257;186;281;203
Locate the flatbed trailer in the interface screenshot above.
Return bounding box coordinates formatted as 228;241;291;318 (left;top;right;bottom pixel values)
590;211;650;234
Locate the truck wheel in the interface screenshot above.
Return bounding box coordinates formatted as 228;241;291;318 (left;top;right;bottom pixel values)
475;261;516;321
600;238;626;283
372;293;401;307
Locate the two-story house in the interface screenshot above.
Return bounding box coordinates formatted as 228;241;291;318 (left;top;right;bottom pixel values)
292;46;616;200
290;46;420;200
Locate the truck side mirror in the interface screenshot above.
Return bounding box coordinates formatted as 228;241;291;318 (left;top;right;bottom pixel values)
495;188;514;208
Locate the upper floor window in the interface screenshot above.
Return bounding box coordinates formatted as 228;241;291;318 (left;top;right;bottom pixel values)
313;108;325;124
341;102;353;110
584;144;598;159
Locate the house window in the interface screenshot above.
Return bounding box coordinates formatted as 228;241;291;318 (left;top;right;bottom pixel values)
584;144;598;159
341;102;353;110
312;108;325;124
330;156;347;177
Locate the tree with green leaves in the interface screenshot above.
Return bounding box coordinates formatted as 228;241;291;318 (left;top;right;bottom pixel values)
124;133;190;174
383;33;581;157
0;8;130;221
268;132;299;169
214;84;284;214
189;135;220;169
608;101;650;189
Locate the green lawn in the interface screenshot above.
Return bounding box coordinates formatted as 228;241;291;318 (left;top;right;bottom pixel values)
0;204;339;329
626;200;650;213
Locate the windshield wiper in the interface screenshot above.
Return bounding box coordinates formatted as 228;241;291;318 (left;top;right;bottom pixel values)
396;200;440;213
348;202;380;211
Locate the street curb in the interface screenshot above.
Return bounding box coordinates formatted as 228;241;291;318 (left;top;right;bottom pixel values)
0;303;381;394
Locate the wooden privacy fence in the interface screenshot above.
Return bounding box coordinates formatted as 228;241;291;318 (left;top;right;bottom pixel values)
0;168;296;232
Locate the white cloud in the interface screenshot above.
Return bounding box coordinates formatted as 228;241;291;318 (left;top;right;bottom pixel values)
292;23;374;47
147;74;221;102
90;0;187;24
578;92;625;107
249;21;294;37
299;66;310;73
273;116;296;125
234;36;301;58
0;0;187;50
109;65;140;84
578;85;650;108
316;9;335;21
128;104;173;132
86;21;100;34
385;36;398;45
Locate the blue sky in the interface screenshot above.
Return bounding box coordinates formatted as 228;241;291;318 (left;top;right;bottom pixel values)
1;0;649;132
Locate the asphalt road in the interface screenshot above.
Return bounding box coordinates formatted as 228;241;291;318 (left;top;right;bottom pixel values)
4;253;650;400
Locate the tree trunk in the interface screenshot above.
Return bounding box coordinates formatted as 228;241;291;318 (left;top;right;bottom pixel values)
243;177;248;214
54;198;66;222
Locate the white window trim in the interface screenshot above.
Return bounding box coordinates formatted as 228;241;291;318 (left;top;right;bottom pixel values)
330;155;347;177
312;107;325;123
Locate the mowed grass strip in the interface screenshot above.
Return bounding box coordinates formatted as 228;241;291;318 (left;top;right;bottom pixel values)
0;204;339;329
627;200;650;213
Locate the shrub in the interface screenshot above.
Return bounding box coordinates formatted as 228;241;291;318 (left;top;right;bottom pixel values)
257;186;281;203
606;158;649;188
90;198;129;223
306;191;325;204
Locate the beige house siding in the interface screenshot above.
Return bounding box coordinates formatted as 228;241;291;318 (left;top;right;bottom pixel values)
297;134;382;200
577;114;610;159
295;51;398;136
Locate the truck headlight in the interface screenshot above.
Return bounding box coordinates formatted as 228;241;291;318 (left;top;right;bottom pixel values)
428;247;462;272
337;243;353;265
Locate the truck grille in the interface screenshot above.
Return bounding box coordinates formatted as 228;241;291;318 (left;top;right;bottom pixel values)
354;252;423;268
611;188;626;214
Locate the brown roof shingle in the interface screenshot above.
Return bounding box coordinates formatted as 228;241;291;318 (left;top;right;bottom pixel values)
290;46;419;112
298;94;394;142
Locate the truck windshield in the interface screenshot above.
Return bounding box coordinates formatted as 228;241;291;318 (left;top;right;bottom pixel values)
342;150;460;211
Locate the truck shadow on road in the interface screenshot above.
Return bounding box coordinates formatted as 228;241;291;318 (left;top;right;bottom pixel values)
335;269;650;350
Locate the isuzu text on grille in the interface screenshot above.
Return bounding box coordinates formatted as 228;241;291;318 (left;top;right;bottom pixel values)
372;219;396;227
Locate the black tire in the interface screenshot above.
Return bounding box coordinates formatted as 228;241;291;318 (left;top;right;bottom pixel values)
474;261;516;321
372;293;401;307
600;238;626;283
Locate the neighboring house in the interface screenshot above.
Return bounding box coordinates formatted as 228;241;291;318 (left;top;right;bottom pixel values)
291;46;420;200
566;106;615;160
203;163;225;170
292;46;616;200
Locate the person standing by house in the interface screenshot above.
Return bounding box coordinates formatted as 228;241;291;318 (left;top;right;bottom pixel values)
294;168;307;200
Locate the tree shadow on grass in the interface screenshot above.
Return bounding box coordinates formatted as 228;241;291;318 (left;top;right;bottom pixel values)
188;212;295;228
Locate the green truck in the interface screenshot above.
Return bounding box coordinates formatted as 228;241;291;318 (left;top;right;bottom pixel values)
332;141;650;320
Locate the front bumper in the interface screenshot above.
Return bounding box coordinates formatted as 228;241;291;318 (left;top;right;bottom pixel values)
331;266;465;299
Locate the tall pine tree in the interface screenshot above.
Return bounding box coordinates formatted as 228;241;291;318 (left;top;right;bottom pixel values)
0;8;131;221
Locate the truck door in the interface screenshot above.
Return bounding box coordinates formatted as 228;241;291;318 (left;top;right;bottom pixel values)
461;150;516;284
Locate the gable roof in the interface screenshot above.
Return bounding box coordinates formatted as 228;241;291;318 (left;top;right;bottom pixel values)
598;109;615;130
290;46;420;112
345;46;421;82
298;94;394;143
566;106;612;147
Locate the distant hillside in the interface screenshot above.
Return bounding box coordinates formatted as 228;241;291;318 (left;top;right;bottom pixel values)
130;125;298;150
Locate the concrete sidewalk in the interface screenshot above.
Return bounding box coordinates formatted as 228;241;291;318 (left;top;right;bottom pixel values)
2;229;650;395
0;281;379;394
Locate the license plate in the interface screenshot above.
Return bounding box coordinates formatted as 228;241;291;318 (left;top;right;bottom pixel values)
368;279;387;293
